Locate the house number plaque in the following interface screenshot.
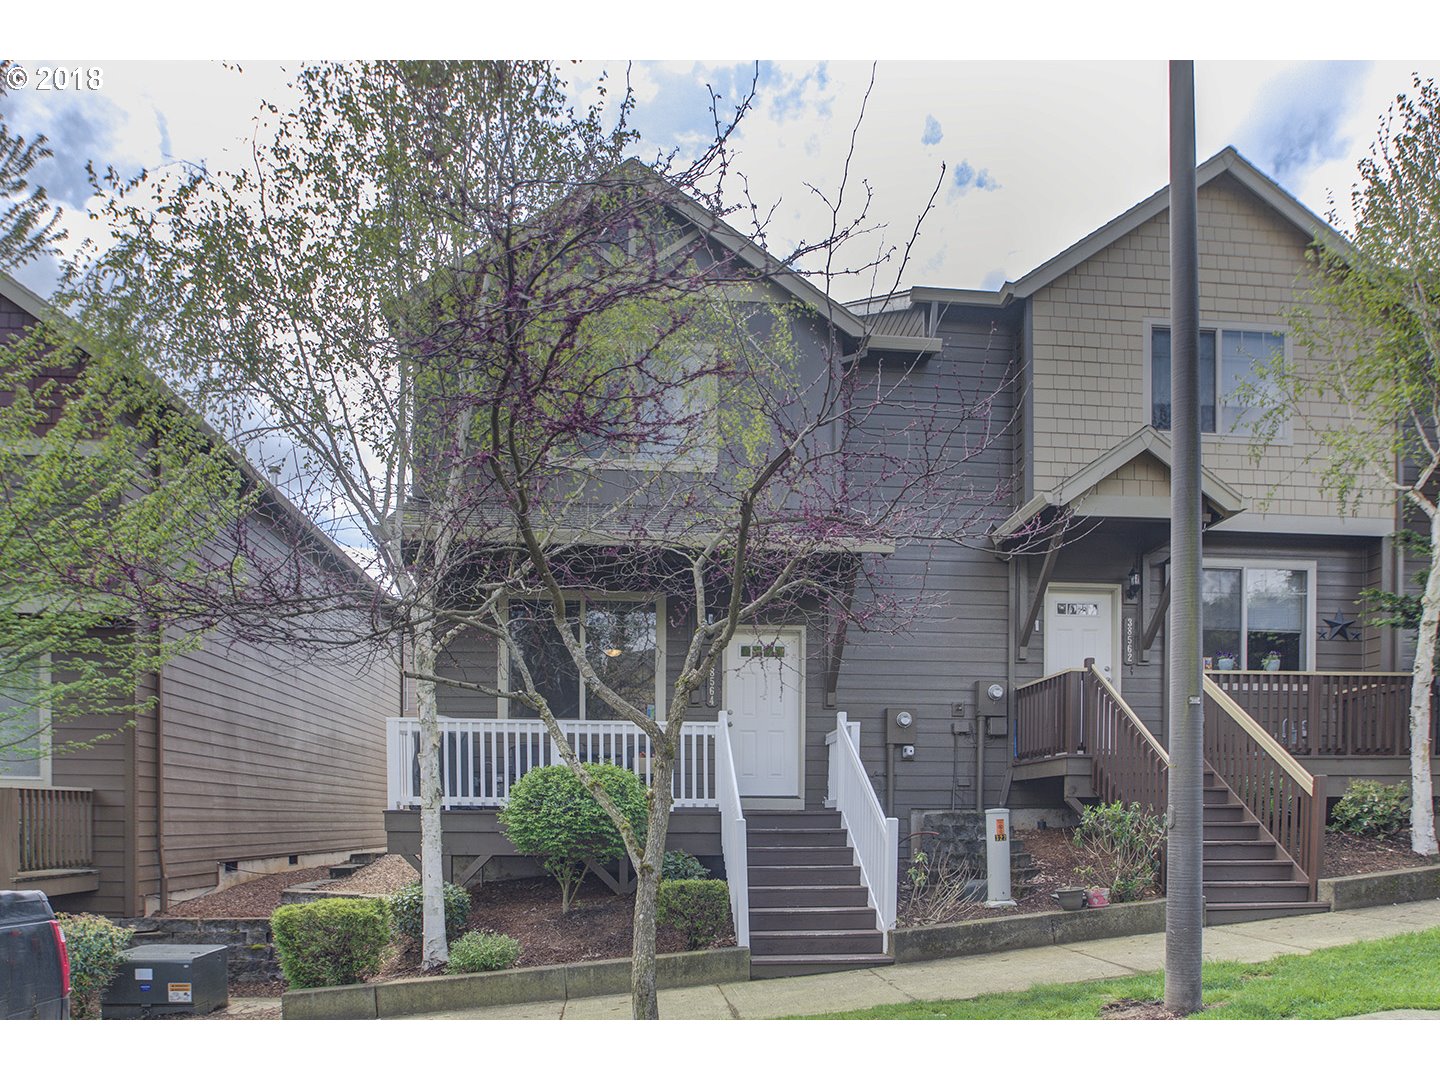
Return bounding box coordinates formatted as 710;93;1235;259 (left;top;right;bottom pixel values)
1123;615;1136;666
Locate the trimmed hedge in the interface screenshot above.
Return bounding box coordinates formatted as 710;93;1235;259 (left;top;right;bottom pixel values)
57;913;133;1019
657;879;731;949
446;931;522;974
389;880;472;943
271;898;389;989
499;763;649;912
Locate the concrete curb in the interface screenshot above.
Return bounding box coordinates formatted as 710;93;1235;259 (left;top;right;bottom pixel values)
1318;864;1440;911
892;900;1168;965
277;880;388;906
281;946;749;1019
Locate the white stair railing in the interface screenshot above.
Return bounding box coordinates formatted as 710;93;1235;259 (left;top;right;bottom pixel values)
826;712;899;944
714;710;750;947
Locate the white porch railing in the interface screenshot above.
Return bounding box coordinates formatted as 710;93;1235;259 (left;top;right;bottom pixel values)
385;716;719;810
825;713;899;943
715;710;749;947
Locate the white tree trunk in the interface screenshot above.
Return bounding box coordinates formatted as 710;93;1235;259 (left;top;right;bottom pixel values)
1409;514;1440;856
412;623;450;968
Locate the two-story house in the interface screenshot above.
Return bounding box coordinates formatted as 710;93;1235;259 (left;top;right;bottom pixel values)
382;148;1437;972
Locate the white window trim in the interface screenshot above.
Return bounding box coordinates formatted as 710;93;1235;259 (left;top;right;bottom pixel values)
496;592;667;723
1142;318;1292;445
0;653;52;787
1203;558;1318;671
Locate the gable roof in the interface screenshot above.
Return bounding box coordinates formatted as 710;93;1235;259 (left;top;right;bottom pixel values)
0;271;381;591
863;145;1350;315
992;427;1247;543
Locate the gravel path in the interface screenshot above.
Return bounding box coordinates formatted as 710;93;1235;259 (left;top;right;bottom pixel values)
319;854;418;895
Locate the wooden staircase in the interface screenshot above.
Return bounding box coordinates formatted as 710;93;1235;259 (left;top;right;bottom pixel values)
745;810;893;979
1202;766;1329;924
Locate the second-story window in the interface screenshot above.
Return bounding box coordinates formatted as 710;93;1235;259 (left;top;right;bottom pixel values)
1150;325;1284;436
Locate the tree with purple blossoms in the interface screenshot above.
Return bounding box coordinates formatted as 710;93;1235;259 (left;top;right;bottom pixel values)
80;60;1019;1017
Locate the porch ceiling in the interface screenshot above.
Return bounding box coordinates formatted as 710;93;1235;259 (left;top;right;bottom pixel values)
992;428;1247;546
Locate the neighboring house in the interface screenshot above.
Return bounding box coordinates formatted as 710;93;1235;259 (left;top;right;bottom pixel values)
0;273;401;917
381;148;1438;969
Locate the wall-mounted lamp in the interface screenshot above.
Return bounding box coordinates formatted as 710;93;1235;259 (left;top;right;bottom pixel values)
1126;561;1142;601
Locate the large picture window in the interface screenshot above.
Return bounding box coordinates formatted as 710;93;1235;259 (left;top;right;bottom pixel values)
505;597;660;721
1202;563;1312;670
1151;325;1285;436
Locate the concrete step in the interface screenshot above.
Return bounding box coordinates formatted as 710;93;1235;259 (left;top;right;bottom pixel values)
750;865;863;887
1204;901;1331;926
750;906;878;932
748;845;855;867
749;929;886;957
750;954;895;979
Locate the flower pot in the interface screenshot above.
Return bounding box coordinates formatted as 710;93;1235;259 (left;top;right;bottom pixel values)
1052;887;1087;911
1086;886;1111;908
1216;659;1236;671
1263;659;1281;671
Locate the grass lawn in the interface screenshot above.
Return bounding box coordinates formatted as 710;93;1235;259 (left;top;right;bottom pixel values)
800;926;1440;1020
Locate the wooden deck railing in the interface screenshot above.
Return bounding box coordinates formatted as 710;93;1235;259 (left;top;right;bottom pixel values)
1203;678;1326;898
1206;671;1437;757
1;786;95;886
1014;668;1084;760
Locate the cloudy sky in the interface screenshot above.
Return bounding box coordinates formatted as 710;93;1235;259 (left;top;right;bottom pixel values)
4;51;1435;305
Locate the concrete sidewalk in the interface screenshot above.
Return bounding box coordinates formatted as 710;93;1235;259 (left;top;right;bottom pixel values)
396;897;1440;1020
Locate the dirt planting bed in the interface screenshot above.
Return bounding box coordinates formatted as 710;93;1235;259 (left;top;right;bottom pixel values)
1324;832;1437;877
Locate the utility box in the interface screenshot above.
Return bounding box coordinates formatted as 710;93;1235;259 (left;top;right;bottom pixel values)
884;707;918;745
101;944;229;1019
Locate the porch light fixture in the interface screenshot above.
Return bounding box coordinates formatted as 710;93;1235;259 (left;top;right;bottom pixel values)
603;647;624;658
1126;562;1142;601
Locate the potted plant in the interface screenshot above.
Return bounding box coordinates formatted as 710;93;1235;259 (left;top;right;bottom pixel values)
1051;886;1087;911
1214;651;1237;671
1261;650;1281;672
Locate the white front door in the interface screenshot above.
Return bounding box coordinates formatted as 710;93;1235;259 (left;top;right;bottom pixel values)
1044;587;1119;684
725;630;803;798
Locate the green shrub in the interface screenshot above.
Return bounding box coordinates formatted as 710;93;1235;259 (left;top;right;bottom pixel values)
270;898;389;989
499;763;649;912
656;879;731;949
1331;780;1409;838
661;849;710;881
388;880;472;943
56;912;133;1019
445;931;521;974
1073;801;1166;902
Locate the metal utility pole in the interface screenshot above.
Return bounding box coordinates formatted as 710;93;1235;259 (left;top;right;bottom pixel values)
1164;58;1205;1016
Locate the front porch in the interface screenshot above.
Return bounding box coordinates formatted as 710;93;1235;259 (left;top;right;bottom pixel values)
383;711;902;971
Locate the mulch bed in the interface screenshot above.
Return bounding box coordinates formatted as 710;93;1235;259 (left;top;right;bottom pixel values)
1100;997;1183;1019
1324;831;1438;877
380;875;731;979
160;864;343;918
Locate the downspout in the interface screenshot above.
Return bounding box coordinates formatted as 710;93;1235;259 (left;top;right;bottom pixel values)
154;634;169;913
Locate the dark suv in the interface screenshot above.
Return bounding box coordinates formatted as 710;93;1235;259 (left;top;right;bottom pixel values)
1;891;71;1019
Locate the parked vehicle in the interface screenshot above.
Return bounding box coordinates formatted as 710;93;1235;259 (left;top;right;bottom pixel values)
1;891;71;1019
